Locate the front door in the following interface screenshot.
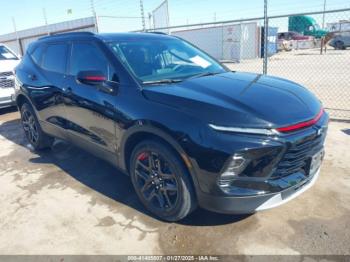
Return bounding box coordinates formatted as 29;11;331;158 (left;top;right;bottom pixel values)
63;41;119;162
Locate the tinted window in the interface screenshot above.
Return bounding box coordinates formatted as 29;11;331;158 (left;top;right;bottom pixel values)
70;43;117;82
42;44;67;74
31;45;44;65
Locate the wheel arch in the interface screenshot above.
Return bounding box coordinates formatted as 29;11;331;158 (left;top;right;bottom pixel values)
16;93;31;110
120;124;200;193
16;93;38;115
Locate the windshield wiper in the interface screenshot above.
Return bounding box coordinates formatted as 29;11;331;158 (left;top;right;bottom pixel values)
186;71;221;80
142;79;183;85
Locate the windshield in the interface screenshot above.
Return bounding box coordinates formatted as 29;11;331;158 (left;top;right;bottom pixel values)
0;46;18;61
109;37;227;83
314;24;321;30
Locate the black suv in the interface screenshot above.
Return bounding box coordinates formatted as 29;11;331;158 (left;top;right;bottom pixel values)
15;32;328;221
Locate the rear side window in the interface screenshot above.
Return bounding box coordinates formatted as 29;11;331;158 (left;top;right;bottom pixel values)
30;45;44;65
42;43;67;74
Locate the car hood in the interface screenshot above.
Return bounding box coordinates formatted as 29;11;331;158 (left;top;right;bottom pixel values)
0;59;20;73
142;72;322;128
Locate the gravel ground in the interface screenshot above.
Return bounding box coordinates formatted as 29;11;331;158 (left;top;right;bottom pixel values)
0;107;349;255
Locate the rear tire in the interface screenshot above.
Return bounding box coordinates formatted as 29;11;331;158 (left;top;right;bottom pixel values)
130;140;196;221
20;103;53;151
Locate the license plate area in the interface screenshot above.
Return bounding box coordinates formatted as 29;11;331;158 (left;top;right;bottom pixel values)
309;149;324;175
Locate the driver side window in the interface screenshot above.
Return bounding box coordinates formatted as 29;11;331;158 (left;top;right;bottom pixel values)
70;42;118;82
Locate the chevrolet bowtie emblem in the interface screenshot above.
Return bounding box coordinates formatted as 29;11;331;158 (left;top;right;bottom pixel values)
317;127;324;136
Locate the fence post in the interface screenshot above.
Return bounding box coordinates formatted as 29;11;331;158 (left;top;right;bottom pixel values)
263;0;268;75
90;0;99;33
42;8;50;35
139;0;146;32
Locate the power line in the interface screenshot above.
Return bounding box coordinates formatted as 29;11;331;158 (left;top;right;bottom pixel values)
99;15;142;19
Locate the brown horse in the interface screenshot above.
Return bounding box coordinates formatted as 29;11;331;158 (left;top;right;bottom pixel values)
320;31;337;54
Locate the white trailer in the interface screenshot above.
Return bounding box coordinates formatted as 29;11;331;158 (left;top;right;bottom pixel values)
327;21;350;32
172;22;260;62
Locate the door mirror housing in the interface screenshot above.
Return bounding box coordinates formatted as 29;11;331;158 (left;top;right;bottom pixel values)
77;70;107;86
76;70;116;94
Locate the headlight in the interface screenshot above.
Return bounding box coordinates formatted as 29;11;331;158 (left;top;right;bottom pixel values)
209;124;279;136
218;154;249;187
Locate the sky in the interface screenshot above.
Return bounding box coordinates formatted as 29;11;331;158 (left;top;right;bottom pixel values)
0;0;349;35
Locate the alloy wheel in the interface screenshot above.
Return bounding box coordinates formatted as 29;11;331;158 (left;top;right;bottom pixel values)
134;151;179;212
21;109;39;145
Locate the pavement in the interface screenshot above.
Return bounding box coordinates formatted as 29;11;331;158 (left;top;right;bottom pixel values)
0;107;349;255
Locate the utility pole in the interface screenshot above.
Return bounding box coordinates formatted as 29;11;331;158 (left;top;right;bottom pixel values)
263;0;268;74
11;17;22;56
148;13;152;30
322;0;327;29
11;17;18;41
90;0;99;33
139;0;146;31
42;8;50;35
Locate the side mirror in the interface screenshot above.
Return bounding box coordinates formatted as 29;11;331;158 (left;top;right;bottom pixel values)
77;70;106;86
77;70;116;94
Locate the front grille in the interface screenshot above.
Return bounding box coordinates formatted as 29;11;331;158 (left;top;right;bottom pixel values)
0;71;13;77
272;132;325;178
0;79;15;88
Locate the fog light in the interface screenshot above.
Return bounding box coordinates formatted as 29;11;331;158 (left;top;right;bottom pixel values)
218;154;248;186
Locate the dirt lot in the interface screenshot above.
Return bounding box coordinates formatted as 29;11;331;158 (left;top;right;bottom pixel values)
0;107;349;255
225;48;350;120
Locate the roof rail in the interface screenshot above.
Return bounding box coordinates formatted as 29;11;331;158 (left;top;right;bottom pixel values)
146;31;168;35
39;31;95;40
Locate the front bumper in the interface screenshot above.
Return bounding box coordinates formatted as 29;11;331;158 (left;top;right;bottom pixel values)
197;167;321;214
188;112;328;214
0;87;16;109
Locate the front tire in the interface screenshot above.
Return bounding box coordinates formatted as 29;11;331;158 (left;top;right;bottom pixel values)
20;103;53;150
335;41;345;50
130;140;196;221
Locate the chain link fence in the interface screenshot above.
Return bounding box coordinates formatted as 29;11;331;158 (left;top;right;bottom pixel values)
1;3;349;120
149;8;350;121
267;9;350;120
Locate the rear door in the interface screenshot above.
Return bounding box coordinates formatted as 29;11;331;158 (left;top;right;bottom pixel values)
27;42;69;139
63;41;119;160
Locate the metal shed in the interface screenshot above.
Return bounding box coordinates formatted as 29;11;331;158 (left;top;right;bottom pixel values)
172;22;261;62
0;17;97;56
